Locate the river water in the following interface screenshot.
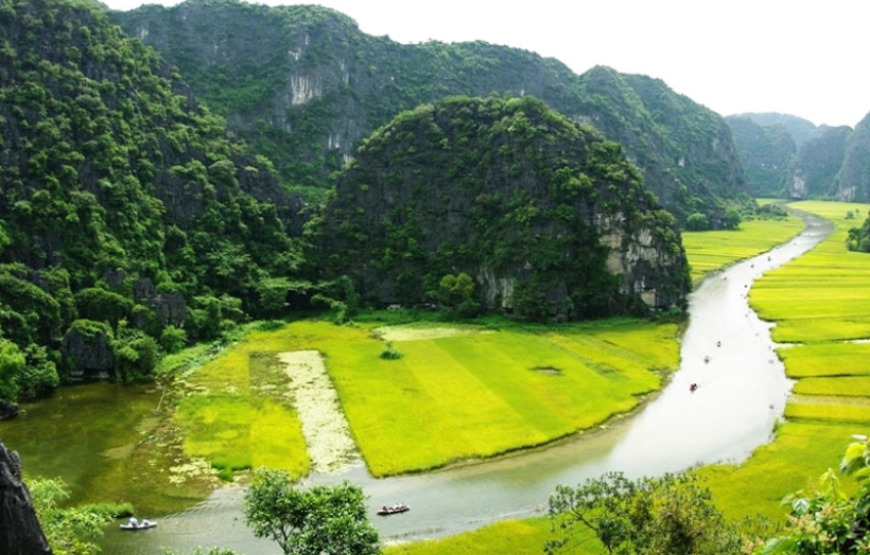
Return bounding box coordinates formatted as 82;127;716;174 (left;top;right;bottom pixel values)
102;214;831;555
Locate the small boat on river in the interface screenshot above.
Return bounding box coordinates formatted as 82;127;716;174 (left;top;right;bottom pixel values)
378;503;409;516
120;520;157;531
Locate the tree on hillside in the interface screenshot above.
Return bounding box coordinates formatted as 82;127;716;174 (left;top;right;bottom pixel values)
243;468;380;555
547;472;750;555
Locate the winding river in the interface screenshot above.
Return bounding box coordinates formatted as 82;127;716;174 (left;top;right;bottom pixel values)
102;214;832;555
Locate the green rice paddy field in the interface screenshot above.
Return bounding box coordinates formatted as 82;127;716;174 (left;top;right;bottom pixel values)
682;216;803;281
388;201;870;554
177;319;679;478
701;201;870;521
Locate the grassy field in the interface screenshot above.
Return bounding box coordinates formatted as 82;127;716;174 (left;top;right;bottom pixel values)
682;217;804;281
750;201;870;342
176;319;679;477
702;200;870;524
385;519;598;555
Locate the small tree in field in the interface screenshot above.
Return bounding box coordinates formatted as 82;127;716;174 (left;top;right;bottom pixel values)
243;468;380;555
547;472;750;555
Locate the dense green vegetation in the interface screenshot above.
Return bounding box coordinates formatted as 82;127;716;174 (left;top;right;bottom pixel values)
547;473;754;555
322;95;690;318
784;128;853;199
30;477;132;555
9;0;870;552
0;0;306;400
113;0;752;226
726;116;796;197
731;111;870;203
839;112;870;202
244;469;379;555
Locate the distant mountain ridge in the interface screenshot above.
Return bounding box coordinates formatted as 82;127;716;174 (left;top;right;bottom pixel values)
112;0;751;226
732;112;819;147
727;111;870;201
725;116;795;197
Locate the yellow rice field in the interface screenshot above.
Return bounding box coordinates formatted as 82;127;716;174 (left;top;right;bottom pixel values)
682;217;803;281
389;202;870;553
177;319;679;477
704;200;870;523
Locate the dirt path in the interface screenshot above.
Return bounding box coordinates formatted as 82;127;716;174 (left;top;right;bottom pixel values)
278;351;358;474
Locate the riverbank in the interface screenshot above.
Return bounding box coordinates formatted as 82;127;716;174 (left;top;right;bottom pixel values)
97;207;827;555
701;201;870;520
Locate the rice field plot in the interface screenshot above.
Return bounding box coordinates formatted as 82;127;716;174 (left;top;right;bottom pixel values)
785;397;870;423
331;322;678;476
700;420;859;522
384;518;596;555
695;200;870;526
792;377;870;397
778;342;870;379
682;217;803;281
750;201;870;343
177;319;679;478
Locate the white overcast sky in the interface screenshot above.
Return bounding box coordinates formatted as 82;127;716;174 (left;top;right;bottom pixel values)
101;0;870;128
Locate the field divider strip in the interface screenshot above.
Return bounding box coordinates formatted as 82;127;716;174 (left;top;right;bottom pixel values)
278;350;359;474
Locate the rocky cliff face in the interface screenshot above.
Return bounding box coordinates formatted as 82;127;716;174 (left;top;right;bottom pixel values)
61;321;114;379
321;97;690;319
785;126;852;199
837;112;870;201
113;0;750;227
726;116;796;197
0;442;53;555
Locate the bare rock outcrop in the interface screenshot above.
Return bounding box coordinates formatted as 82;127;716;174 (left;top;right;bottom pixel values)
0;441;53;555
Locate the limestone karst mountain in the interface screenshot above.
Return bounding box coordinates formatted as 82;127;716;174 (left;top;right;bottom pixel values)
320;96;690;319
113;0;751;226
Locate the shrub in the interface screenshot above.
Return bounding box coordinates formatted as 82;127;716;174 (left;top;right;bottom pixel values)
379;341;403;360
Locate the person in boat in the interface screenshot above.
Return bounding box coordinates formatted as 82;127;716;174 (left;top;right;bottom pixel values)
141;519;151;527
690;383;698;392
128;517;139;528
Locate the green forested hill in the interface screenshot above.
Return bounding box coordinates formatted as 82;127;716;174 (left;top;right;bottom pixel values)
320;96;690;320
838;111;870;201
0;0;303;397
725;116;796;197
730;112;870;203
732;112;818;147
784;126;852;199
112;0;750;226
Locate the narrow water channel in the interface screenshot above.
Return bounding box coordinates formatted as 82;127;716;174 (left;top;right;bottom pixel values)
102;214;831;555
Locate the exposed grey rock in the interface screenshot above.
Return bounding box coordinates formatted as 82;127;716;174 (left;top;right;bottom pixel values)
785;126;851;199
102;270;127;290
61;323;114;379
133;277;156;302
0;402;19;421
0;441;53;555
147;292;187;328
